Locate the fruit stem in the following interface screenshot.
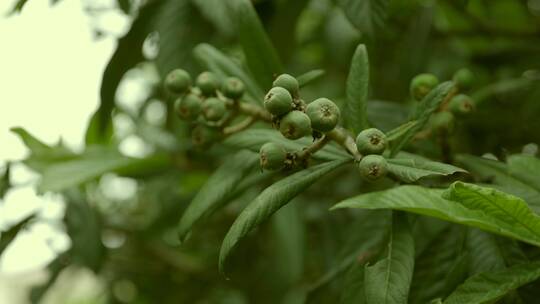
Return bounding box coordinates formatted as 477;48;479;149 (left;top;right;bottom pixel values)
327;127;362;161
238;102;273;122
296;136;330;160
223;117;256;135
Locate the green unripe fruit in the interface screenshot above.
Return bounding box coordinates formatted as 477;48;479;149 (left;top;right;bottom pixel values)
259;142;287;171
192;125;220;148
410;73;439;101
305;98;340;133
222;77;245;100
448;94;475;115
279;111;312;140
453;68;474;91
165;69;191;94
430;111;455;133
358;155;388;182
356;128;387;155
264;87;293;116
174;93;202;120
202;97;227;121
196;71;220;96
273;74;299;96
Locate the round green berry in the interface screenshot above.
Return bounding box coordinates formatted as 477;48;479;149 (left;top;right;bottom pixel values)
358;155;388;182
222;77;245;100
259;142;287;171
453;68;474;91
305;98;340;133
279;111;312;140
273;74;299;96
192;125;221;148
430;111;455;133
202;97;227;122
410;73;439;101
174;93;202;120
448;94;475;115
356;128;387;155
264;87;293;116
165;69;191;94
196;71;220;96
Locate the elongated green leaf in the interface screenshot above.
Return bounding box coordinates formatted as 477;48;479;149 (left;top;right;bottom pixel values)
193;43;264;104
297;69;325;88
367;100;409;132
219;159;349;274
507;155;540;192
0;214;34;256
337;0;389;36
390;82;455;156
332;183;540;247
227;0;283;89
386;158;467;183
0;163;11;200
365;212;415;304
386;121;419;142
444;262;540;304
192;0;234;37
471;77;538;105
341;262;367;304
466;229;506;275
177;151;261;242
223;129;352;161
344;44;370;133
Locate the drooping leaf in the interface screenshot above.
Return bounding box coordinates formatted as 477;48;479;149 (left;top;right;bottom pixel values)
193;43;264;104
177;151;262;242
297;69;325;88
444;262;540;304
332;183;540;247
337;0;389;36
390;82;455;156
226;0;283;89
364;212;415;304
223;129;352;161
219;159;349;274
0;214;35;256
344;44;370;134
386;158;467;183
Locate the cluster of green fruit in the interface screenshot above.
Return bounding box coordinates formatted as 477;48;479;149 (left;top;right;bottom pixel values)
259;74;341;171
164;68;247;147
410;68;476;134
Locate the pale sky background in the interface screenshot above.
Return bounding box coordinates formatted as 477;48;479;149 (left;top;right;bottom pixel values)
0;0;125;302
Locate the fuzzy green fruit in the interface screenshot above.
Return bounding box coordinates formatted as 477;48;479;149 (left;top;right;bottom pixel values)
358;155;388;181
356;128;387;155
279;111;312;140
222;77;245;100
259;142;287;171
264;87;293;116
202;97;227;121
196;71;220;96
192;125;221;148
305;98;340;133
410;73;439;101
174;93;202;120
448;94;475;115
273;74;299;96
165;69;191;94
430;111;455;133
453;68;474;91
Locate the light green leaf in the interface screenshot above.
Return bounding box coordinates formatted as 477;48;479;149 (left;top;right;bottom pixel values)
344;44;370;133
297;69;325;88
337;0;389;36
390;82;455;157
386;121;419;142
227;0;283;89
177;151;262;242
219;159;349;274
444;262;540;304
332;183;540;247
365;212;415;304
223;129;352;161
193;43;264;104
386;158;467;183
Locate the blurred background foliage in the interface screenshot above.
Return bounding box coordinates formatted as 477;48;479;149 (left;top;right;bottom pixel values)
2;0;540;303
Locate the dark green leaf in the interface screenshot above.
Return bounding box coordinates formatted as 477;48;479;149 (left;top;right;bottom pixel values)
297;69;325;88
365;212;415;304
386;158;467;183
219;159;349;274
337;0;389;36
507;155;540;192
466;229;506;275
227;0;283;89
0;163;11;199
8;0;29;14
0;214;34;256
344;44;370;134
